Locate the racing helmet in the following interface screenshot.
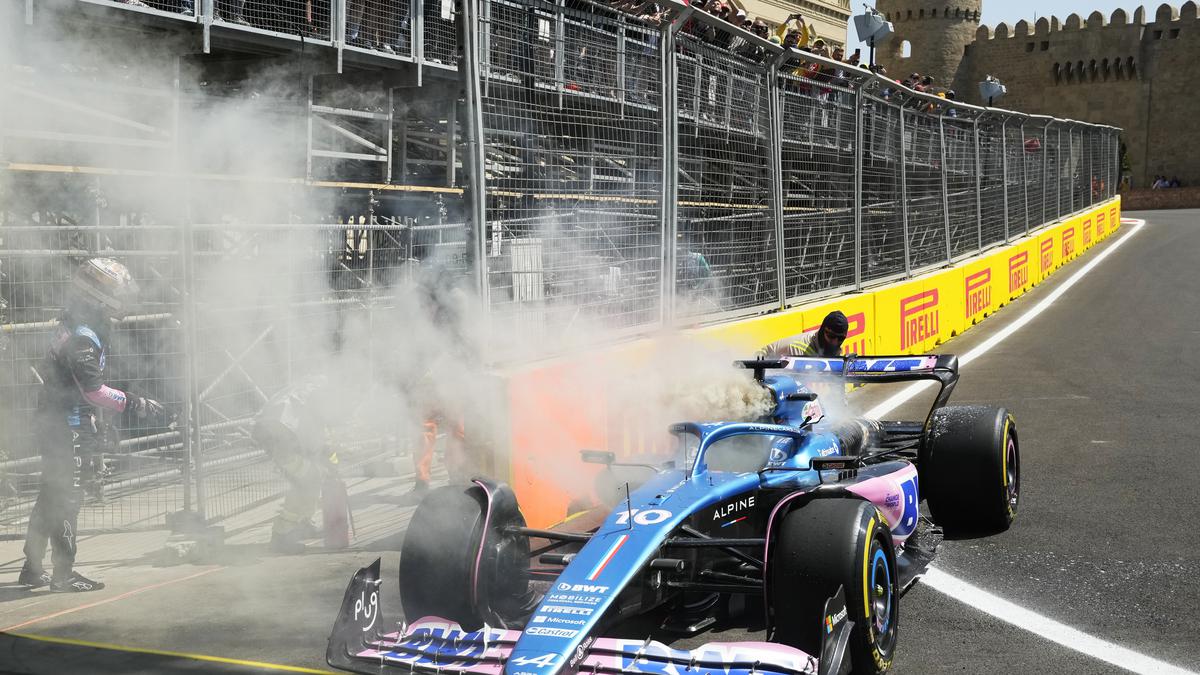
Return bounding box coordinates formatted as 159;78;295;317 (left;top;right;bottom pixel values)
69;257;138;320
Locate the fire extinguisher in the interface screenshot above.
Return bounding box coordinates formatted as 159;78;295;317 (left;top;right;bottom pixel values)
322;453;353;549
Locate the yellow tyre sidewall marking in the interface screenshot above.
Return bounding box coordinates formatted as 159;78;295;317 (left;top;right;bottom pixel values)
863;509;893;670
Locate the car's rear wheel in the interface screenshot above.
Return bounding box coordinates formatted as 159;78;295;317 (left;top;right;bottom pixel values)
768;498;898;674
920;405;1019;534
399;482;533;629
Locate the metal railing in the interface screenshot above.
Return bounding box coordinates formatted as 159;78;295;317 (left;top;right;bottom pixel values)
0;0;1120;538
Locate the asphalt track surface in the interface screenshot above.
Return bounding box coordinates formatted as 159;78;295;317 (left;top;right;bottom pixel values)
2;209;1199;675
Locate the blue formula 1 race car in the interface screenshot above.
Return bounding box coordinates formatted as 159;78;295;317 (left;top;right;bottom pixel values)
327;354;1020;675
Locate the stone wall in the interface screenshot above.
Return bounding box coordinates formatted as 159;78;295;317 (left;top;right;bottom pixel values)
1120;186;1200;210
951;3;1200;189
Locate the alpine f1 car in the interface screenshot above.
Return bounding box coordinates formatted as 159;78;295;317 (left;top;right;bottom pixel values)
328;354;1020;675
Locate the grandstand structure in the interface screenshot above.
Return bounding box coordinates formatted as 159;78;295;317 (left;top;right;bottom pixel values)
0;0;1118;537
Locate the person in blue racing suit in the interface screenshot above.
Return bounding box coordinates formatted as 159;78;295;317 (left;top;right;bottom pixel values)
19;258;167;592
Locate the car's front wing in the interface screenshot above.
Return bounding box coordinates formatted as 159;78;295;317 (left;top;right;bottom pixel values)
329;559;848;675
352;622;817;675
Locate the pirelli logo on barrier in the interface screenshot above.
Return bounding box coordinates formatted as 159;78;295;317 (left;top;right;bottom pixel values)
1096;212;1106;237
965;269;992;319
843;312;867;356
1062;226;1076;259
900;290;939;351
1040;238;1054;274
804;312;868;356
1082;218;1093;246
1008;252;1029;294
1109;206;1118;227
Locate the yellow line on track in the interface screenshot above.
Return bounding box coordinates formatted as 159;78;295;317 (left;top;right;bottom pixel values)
4;632;336;674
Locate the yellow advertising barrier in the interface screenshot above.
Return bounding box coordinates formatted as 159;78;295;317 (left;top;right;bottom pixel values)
1080;212;1095;252
874;278;935;354
1001;240;1036;301
961;255;998;327
1036;228;1058;281
1060;217;1080;264
500;197;1121;527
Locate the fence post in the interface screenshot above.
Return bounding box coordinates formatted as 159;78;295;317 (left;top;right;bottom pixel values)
972;117;982;252
616;22;627;112
554;1;565;108
201;0;212;53
1056;125;1063;218
333;0;345;71
853;85;863;290
768;53;786;309
1086;128;1094;207
899;106;911;276
1000;116;1009;242
1019;121;1029;236
1070;124;1080;211
938;116;951;263
305;76;314;182
461;0;489;311
412;0;425;66
1111;130;1118;198
1041;121;1050;226
180;210;205;520
659;23;678;326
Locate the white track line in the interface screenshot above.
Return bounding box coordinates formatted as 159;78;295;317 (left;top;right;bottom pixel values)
863;219;1197;675
921;568;1195;675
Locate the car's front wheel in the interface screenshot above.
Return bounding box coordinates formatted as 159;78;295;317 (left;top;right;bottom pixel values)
399;482;533;629
768;498;898;674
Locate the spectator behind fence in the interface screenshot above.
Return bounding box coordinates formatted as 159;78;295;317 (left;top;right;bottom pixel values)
347;0;407;54
710;2;734;49
776;13;812;50
735;19;771;61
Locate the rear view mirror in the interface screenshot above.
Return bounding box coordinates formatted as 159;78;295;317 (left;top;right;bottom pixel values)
580;449;616;466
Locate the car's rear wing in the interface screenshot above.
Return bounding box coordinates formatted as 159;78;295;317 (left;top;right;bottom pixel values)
738;354;960;421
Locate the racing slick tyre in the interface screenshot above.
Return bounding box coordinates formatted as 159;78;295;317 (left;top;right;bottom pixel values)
919;405;1019;534
768;498;898;675
399;481;533;630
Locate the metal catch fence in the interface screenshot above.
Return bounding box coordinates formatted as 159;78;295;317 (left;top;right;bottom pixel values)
470;0;1120;347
